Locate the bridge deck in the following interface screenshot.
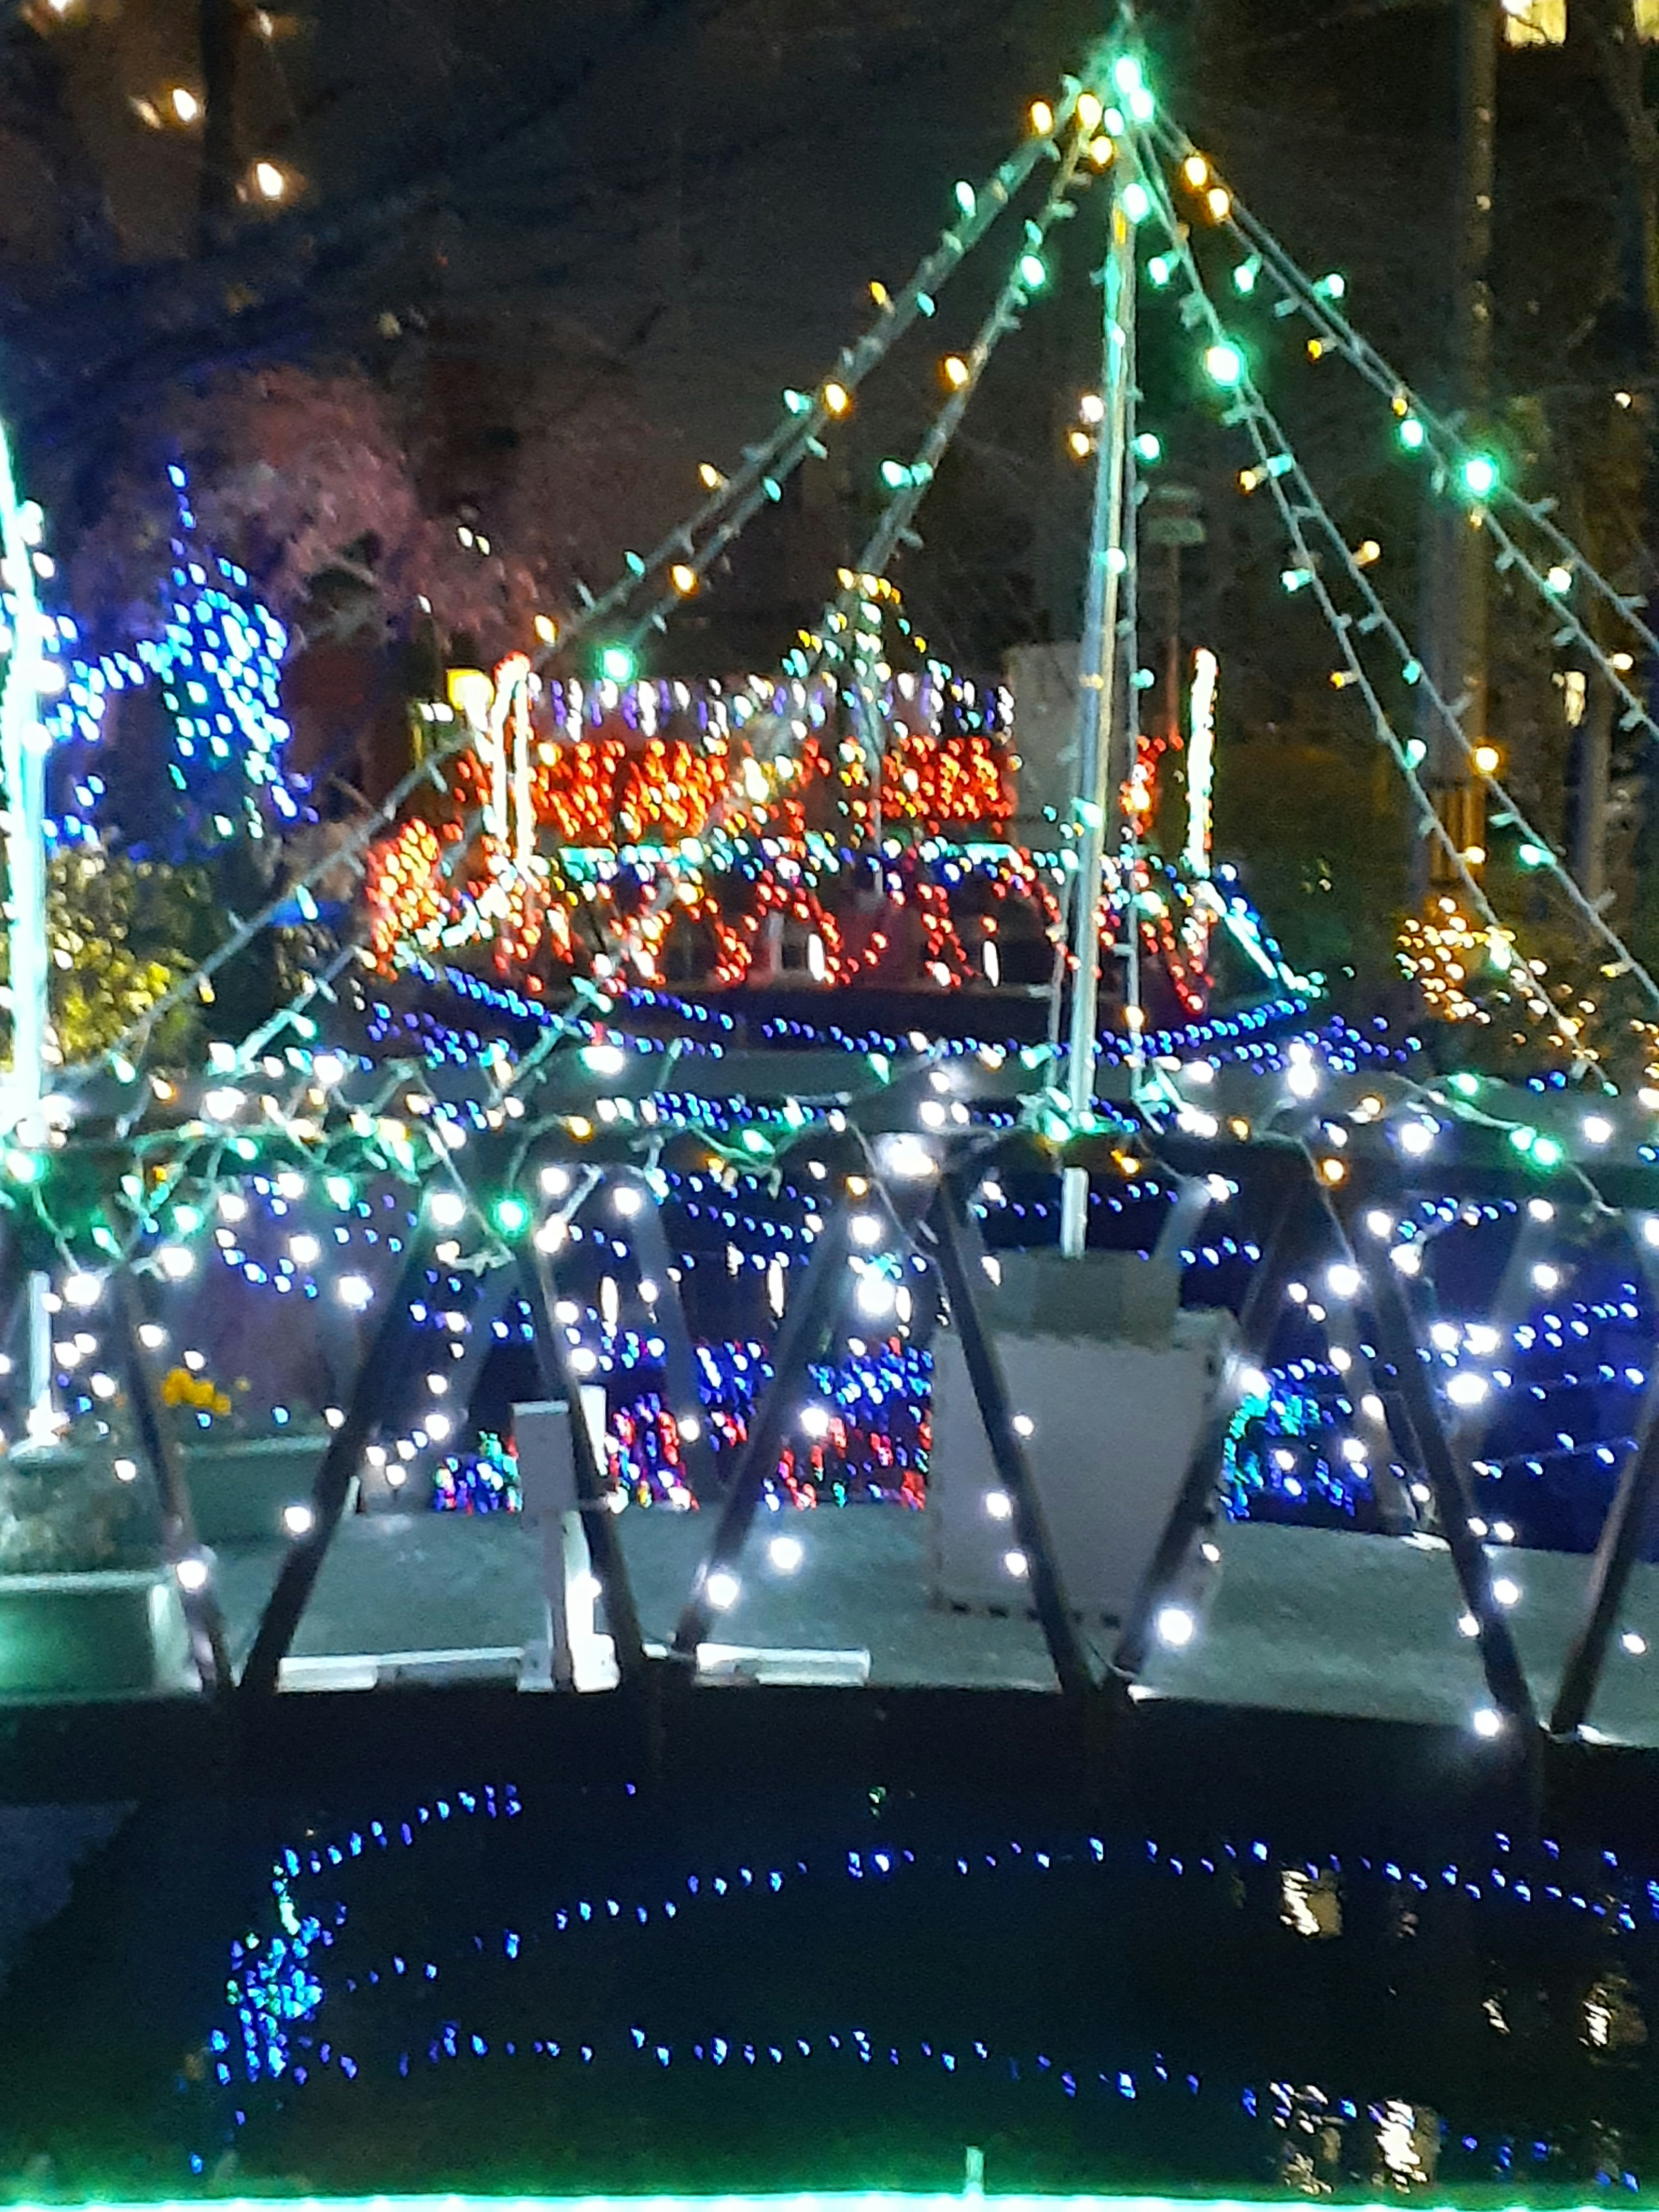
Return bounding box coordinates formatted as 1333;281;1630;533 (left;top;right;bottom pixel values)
191;1507;1659;1745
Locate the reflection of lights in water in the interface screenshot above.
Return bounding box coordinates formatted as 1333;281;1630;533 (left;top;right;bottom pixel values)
1584;1974;1647;2055
1281;1866;1342;1939
1376;2099;1436;2187
209;1797;1659;2196
1272;2082;1344;2197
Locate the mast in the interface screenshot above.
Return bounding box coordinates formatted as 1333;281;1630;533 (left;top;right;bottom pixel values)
1060;153;1138;1260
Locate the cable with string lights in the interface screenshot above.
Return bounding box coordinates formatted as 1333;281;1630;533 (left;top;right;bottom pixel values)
1149;112;1659;817
1132;149;1637;1077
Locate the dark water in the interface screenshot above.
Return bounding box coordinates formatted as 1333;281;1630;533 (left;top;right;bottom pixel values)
3;1777;1650;2202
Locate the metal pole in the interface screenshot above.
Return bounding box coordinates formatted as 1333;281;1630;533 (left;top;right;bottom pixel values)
1119;283;1145;1095
0;422;52;1442
1164;537;1181;755
1061;161;1137;1257
1570;664;1613;908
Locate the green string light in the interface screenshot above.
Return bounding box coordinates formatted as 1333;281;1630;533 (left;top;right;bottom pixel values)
1459;452;1498;500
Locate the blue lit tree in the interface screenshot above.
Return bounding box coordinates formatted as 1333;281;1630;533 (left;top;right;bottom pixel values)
58;467;300;867
23;468;312;1061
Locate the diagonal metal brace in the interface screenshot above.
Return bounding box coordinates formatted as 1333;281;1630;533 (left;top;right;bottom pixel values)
1112;1166;1310;1684
1550;1386;1659;1737
1550;1216;1659;1736
612;1167;723;1507
240;1239;431;1697
670;1198;854;1660
1326;1185;1537;1732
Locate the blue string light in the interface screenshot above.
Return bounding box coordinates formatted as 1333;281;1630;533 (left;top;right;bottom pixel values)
36;466;301;856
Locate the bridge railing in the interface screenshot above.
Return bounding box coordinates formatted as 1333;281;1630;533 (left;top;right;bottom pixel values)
3;1035;1658;1762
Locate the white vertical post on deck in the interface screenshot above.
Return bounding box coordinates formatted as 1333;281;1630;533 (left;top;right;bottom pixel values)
1061;154;1138;1259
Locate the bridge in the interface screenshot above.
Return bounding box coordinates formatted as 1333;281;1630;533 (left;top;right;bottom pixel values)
1;13;1659;1848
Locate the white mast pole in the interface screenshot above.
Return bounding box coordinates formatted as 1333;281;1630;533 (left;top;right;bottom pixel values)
1060;154;1138;1260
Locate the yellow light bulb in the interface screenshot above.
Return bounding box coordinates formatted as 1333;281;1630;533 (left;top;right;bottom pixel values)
942;355;970;389
698;462;724;490
1068;429;1093;459
533;614;558;645
1473;744;1500;775
253;159;286;200
1182;153;1209;188
1088;136;1114;167
1029;99;1055;134
823;381;851;416
1206;185;1231;221
870;280;890;307
171;85;200;123
1355;538;1381;565
1077;92;1103;132
670;563;698;595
